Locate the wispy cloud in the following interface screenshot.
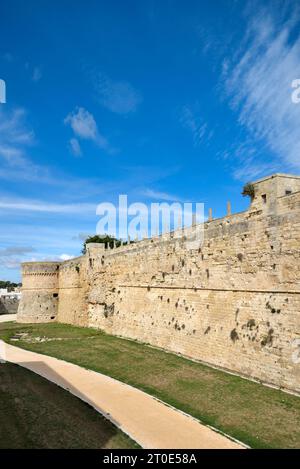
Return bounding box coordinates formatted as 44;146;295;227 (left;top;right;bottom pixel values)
32;66;42;82
0;107;68;186
2;52;13;62
94;73;142;115
222;3;300;178
0;108;34;146
179;105;212;147
0;246;35;257
0;246;36;270
217;138;280;181
0;224;92;276
0;225;91;251
0;257;22;270
72;232;92;241
0;197;96;214
69;137;82;157
0;247;74;270
141;188;184;202
232;155;279;181
0;107;36;171
64;106;115;154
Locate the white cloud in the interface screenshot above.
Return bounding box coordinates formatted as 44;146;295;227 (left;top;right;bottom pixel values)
69;138;82;157
223;5;300;175
64;107;113;153
95;73;142;115
59;254;74;261
65;107;98;140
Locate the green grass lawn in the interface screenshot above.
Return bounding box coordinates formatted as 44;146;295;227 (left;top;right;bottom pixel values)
1;321;300;449
0;361;138;449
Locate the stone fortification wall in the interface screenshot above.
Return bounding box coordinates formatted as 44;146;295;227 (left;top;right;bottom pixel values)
17;262;60;323
17;174;300;393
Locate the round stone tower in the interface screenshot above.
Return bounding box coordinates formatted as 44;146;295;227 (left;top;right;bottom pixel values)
17;262;61;323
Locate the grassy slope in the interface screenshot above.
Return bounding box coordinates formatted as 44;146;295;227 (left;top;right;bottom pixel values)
0;361;139;449
1;321;300;449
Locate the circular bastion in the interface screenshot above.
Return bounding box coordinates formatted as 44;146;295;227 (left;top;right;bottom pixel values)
17;262;61;323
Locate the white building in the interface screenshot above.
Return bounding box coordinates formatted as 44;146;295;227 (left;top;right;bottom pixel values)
0;288;21;299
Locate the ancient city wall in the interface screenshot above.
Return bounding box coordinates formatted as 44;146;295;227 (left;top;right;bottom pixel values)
57;256;88;326
17;174;300;393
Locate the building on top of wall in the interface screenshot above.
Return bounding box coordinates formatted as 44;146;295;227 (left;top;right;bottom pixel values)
250;173;300;214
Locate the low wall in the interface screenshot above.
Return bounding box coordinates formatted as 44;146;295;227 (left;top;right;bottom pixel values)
0;296;20;315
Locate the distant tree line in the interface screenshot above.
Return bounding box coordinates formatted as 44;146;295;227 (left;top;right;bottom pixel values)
0;280;22;291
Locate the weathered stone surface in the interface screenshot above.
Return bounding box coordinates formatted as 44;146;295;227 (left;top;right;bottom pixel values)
17;174;300;393
0;296;19;315
17;262;60;323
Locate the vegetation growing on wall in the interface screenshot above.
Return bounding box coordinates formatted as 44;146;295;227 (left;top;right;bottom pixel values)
242;183;255;201
82;234;136;253
82;235;122;254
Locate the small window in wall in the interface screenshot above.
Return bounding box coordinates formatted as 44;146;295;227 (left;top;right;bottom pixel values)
53;293;58;298
285;189;292;195
262;194;267;204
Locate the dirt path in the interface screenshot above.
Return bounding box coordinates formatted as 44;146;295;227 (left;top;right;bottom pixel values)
1;340;244;449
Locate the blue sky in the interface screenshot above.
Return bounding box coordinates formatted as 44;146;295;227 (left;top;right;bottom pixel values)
1;0;300;281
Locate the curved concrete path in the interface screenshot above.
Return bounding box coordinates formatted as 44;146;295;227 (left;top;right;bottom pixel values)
0;341;244;449
0;314;17;323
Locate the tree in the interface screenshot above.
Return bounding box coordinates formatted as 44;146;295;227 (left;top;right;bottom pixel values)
0;280;22;291
81;234;122;254
242;183;255;201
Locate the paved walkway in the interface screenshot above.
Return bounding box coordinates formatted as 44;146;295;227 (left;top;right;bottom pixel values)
0;314;17;323
1;341;243;449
